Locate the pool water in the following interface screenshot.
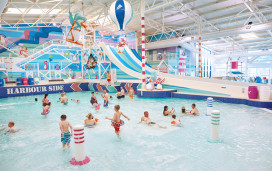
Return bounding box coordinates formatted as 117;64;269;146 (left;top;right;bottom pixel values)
0;91;272;171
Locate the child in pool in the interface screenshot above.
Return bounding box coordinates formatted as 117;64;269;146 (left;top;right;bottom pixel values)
129;87;135;99
84;113;98;127
93;100;101;111
41;102;51;115
171;115;181;125
71;99;80;103
181;106;186;114
59;114;73;149
105;105;130;139
6;122;18;133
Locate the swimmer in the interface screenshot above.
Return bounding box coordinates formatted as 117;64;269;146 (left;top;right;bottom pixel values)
190;104;199;115
139;111;166;128
110;96;113;99
6;122;18;133
59;114;73;149
41;102;51;115
129;87;135;99
42;94;49;106
35;98;38;102
60;94;68;104
101;90;109;107
90;92;97;105
71;99;80;103
163;105;175;116
171;115;181;126
84;113;97;127
105;105;130;139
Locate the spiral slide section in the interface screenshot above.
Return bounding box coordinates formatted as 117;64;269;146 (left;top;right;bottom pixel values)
101;42;257;98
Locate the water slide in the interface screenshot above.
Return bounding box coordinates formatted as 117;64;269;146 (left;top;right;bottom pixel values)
0;27;62;53
100;42;258;98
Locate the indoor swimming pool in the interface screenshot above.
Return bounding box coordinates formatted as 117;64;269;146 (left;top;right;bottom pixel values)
0;91;272;170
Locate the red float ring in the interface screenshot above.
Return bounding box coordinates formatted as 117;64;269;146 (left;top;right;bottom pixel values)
55;64;61;70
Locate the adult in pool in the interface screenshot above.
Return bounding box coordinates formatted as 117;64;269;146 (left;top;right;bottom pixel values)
90;92;97;105
105;105;130;139
59;114;73;149
84;113;98;127
101;90;109;107
60;94;68;105
139;111;167;128
116;87;125;99
163;105;175;116
190;104;199;115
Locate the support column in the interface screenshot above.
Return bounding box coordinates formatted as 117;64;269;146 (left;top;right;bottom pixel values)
198;17;202;78
141;0;146;89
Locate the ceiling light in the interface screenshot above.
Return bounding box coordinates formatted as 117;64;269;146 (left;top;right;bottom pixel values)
239;33;258;39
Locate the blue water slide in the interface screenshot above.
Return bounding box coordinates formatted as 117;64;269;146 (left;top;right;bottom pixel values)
131;49;152;68
124;49;151;75
109;46;139;73
0;27;62;53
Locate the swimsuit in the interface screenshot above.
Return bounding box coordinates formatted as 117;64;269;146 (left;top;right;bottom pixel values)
61;131;71;144
182;109;186;113
129;94;133;98
104;100;108;107
90;97;95;105
117;95;125;99
111;120;124;133
64;102;68;105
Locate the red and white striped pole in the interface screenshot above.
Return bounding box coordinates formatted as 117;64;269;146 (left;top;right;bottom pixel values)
199;36;201;78
70;125;90;166
198;17;202;78
141;0;146;89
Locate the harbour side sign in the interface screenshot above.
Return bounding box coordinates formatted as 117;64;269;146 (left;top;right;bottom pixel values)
6;85;64;95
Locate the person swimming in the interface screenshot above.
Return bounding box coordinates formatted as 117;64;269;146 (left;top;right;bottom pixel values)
41;102;51;115
139;111;167;128
84;113;97;127
105;105;130;139
190;104;199;115
171;115;181;125
59;114;73;149
163;106;175;116
6;122;18;133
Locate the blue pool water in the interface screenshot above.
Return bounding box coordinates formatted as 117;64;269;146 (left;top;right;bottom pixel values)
0;91;272;170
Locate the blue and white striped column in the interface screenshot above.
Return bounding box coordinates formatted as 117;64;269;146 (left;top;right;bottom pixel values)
206;97;213;116
208;110;222;143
